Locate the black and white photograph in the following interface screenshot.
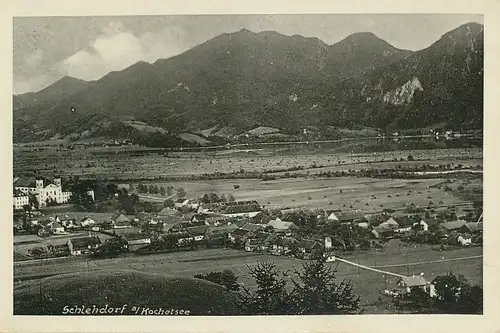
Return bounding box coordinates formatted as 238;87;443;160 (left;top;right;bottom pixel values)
11;11;486;319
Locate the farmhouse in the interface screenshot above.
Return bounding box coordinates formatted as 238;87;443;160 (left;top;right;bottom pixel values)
267;219;298;234
281;208;325;220
271;236;299;255
460;222;483;234
440;220;467;232
13;176;94;208
219;201;262;218
120;233;151;251
228;228;255;243
298;239;323;259
328;211;367;224
67;236;101;255
394;216;415;233
379;217;399;230
157;207;182;217
364;214;388;227
398;275;436;297
245;232;275;252
240;222;264;233
186;225;208;242
50;221;65;234
79;217;96;228
174;198;190;208
413;218;440;232
112;214;132;229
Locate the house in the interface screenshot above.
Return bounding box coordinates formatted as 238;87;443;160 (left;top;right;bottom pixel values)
162;219;188;234
79;217;96;228
156;215;185;227
219;201;262;218
51;221;65;235
157;207;182;217
245;233;275;252
374;224;395;238
120;233;151;251
398;275;436;297
281;207;325;221
328;211;367;224
13;189;30;210
326;209;343;222
271;236;300;255
378;217;399;230
67;236;102;255
228;228;255;244
457;234;472;246
204;215;231;226
267;219;298;233
241;222;265;233
174;198;191;208
357;222;370;228
205;224;238;246
186;225;208;242
459;222;483;234
298;239;323;259
13;176;94;208
440;220;467;232
364;214;389;227
413;218;440;232
394;216;415;233
113;214;132;228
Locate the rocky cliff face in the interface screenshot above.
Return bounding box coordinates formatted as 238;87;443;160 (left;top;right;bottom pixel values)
383;77;424;106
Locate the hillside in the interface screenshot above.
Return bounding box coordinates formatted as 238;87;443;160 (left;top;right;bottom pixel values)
14;269;239;315
13;23;483;143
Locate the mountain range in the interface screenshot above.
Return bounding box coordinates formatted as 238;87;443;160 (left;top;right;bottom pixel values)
13;22;483;143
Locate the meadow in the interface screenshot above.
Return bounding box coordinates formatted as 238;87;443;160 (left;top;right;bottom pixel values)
14;241;482;314
122;176;476;215
14;141;482;181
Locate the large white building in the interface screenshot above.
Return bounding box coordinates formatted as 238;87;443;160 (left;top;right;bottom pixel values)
13;176;94;209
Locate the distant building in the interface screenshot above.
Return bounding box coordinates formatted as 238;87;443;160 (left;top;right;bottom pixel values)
13;176;94;208
67;236;101;255
398;275;436;297
13;189;29;210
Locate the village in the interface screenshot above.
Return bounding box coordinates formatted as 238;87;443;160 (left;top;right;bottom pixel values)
13;173;483;303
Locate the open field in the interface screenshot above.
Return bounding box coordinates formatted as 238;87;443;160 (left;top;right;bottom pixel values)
14;142;482;180
122;176;474;214
14;241;482;313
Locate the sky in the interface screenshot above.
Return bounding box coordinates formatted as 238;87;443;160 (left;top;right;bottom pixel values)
13;14;483;95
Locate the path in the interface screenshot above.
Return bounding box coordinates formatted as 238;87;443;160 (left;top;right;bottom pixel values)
333;254;483;278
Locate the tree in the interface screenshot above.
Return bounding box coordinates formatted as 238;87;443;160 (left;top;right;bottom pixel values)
166;186;174;196
160;186;166;196
238;261;291;315
288;259;360;314
227;194;236;202
237;260;361;315
401;273;483;314
407;154;414;161
220;194;227;203
29;246;47;258
164;198;175;208
194;270;240;292
176;188;187;199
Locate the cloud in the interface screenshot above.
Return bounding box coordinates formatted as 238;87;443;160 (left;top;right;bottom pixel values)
57;21;190;81
14;74;57;95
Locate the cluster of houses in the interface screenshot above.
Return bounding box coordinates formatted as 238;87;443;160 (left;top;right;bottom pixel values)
17;196;482;259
